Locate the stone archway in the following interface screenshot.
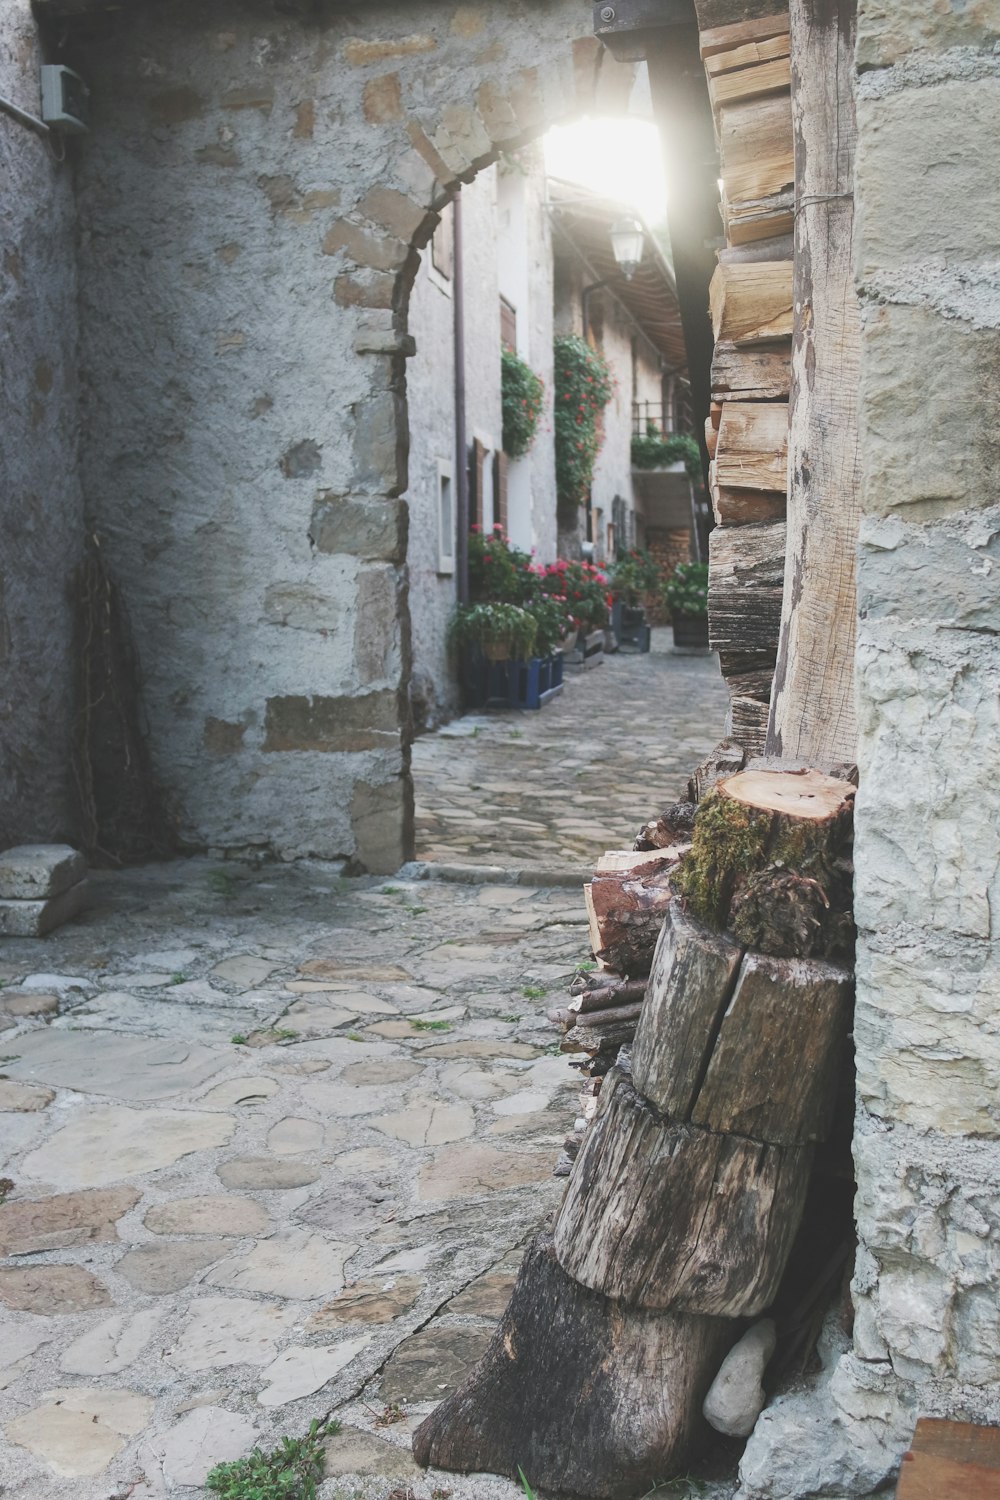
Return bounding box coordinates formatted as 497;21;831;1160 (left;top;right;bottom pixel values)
60;0;640;873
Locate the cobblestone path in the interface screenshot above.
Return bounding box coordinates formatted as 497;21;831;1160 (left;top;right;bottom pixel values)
414;633;729;873
0;640;729;1500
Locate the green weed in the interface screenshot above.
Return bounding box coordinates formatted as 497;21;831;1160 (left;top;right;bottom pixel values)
208;869;238;898
230;1033;248;1047
169;973;187;985
518;1468;537;1500
404;905;427;916
346;1032;364;1042
0;1179;14;1205
522;985;545;999
381;886;402;895
409;1018;452;1032
205;1417;339;1499
501;1014;523;1024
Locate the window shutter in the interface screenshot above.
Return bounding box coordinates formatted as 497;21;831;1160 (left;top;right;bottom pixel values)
495;450;509;534
500;296;518;352
470;438;487;529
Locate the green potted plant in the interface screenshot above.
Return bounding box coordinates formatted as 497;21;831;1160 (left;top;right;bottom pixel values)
449;601;538;663
664;560;710;650
630;427;702;482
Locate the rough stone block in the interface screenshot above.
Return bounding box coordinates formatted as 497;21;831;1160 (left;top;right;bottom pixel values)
0;844;85;899
860;303;1000;520
309;492;407;563
857;0;1000;68
0;879;89;937
351;391;408;496
342;35;437;68
362;72;403;123
334;271;395;310
356;185;426;243
354;567;400;686
439;102;493;165
857;78;1000;275
323;220;408;273
263;692;400;753
351;775;413;875
858;506;1000;631
855;622;1000;940
856;929;1000;1135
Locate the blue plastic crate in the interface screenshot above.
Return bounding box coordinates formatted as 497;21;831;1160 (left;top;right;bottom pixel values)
462;653;564;711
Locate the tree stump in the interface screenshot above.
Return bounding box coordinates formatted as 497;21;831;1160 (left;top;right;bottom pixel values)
671;767;855;957
553;1062;812;1317
412;1233;733;1500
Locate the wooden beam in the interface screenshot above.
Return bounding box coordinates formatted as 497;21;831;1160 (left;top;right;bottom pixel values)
704;33;790;76
714;401;789;491
712;342;792;400
710;54;792;110
709;519;786;653
766;0;861;763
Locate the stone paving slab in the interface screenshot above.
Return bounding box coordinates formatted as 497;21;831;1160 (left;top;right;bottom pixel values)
0;644;732;1499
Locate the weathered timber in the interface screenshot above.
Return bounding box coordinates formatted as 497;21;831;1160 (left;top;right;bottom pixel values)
631;900;744;1121
725;193;795;247
672;767;855;956
722;659;776;700
708;519;786;655
699;10;790;58
412;1233;733;1500
570;975;648;1013
552;1063;812;1316
729;695;771;756
710;261;793;346
687;740;747;804
719;649;777;686
719;94;793;207
704;32;789;76
710;55;791;111
706;416;719;458
712;342;792;401
711;477;786;527
634;799;698;852
714;402;789;491
718;234;794;265
561;1019;637;1059
767;0;862;764
573;1000;645;1029
690;950;853;1143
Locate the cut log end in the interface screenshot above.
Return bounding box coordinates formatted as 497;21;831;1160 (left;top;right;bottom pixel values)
720;767;855;822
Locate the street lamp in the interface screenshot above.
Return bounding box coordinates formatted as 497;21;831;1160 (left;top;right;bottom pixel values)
609;216;645;280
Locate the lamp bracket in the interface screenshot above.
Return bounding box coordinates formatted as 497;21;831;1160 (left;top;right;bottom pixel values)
593;0;697;60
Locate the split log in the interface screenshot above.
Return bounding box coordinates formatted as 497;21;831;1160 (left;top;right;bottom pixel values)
711;342;791;400
561;1019;637;1060
704;31;789;77
671;766;855;957
719;653;776;701
571;1000;644;1029
714;402;788;492
766;0;862;764
687;740;746;803
710;54;791;111
700;11;790;59
631;901;744;1122
553;1062;812;1316
708;519;786;656
412;1233;733;1500
710;261;793;346
711;479;786;527
691;950;853;1143
634;800;698;852
719;94;794;245
586;856;677;978
729;696;771;756
569;975;648;1014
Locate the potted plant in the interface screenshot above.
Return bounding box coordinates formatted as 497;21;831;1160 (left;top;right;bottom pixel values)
608;548;661;652
630;427;702;481
664;561;710;650
450;602;538;663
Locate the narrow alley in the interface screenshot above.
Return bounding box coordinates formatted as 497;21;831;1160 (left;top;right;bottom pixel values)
0;647;726;1499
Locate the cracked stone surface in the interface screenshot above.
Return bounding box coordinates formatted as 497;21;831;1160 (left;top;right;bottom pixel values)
0;646;727;1497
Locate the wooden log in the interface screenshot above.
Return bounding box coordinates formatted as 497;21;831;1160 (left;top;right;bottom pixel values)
729;695;771;756
712;342;792;401
691;950;853;1143
587;861;675;978
412;1233;733;1500
708;519;786;656
700;11;790;59
573;1000;644;1029
569;976;648;1014
704;31;789;77
720;94;793;198
711;480;786;527
671;766;855;955
766;0;862;764
561;1019;637;1059
714;402;788;492
634;799;698;852
718;233;793;265
705;416;719;458
553;1062;812;1316
687;740;746;804
710;54;791;111
631;901;744;1122
710;262;793;346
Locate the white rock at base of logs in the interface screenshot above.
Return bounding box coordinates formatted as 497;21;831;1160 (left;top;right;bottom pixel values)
704;1319;777;1438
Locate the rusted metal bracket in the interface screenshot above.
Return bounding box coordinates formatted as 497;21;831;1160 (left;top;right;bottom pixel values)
593;0;697;60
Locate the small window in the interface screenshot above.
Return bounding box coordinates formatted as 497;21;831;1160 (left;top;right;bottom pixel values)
437;460;455;575
431;202;454;283
500;295;517;352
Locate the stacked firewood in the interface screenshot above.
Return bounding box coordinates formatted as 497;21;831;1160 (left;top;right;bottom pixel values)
415;755;857;1498
703;9;794;754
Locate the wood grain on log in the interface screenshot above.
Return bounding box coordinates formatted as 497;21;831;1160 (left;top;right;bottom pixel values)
710;55;791;111
766;0;861;764
700;10;791;58
709;520;786;656
704;32;789;77
714;402;789;492
720;95;793;202
412;1233;733;1500
729;696;771;755
553;1063;812;1316
711;480;787;527
710;262;793;346
687;740;747;804
691;950;853;1143
712;342;792;401
631;901;744;1122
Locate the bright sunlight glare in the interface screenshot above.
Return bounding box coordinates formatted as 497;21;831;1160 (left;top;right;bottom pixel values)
544;117;667;227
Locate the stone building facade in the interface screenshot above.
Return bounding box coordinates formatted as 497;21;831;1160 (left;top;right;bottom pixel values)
1;0;999;1493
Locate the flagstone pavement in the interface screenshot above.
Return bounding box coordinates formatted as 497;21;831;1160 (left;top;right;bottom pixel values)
0;640;729;1500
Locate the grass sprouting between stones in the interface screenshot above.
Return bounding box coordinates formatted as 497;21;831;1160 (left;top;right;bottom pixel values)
205;1418;338;1500
408;1018;452;1032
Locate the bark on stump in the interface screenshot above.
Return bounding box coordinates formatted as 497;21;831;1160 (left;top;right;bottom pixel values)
412;1232;732;1500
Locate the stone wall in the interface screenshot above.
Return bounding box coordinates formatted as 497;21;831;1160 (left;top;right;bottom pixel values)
63;0;630;870
738;8;1000;1495
0;2;83;848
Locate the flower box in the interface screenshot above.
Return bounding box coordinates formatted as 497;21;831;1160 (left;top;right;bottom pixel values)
611;600;651;654
462;652;564;711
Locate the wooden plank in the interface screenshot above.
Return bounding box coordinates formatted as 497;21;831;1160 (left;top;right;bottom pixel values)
553;1062;813;1316
413;1233;733;1499
712;342;792;401
710;262;793;346
709;519;786;654
897;1452;1000;1500
700;10;790;58
710;55;791;111
910;1421;1000;1470
705;32;790;76
766;0;861;764
715;401;788;492
691;951;853;1144
631;901;745;1121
